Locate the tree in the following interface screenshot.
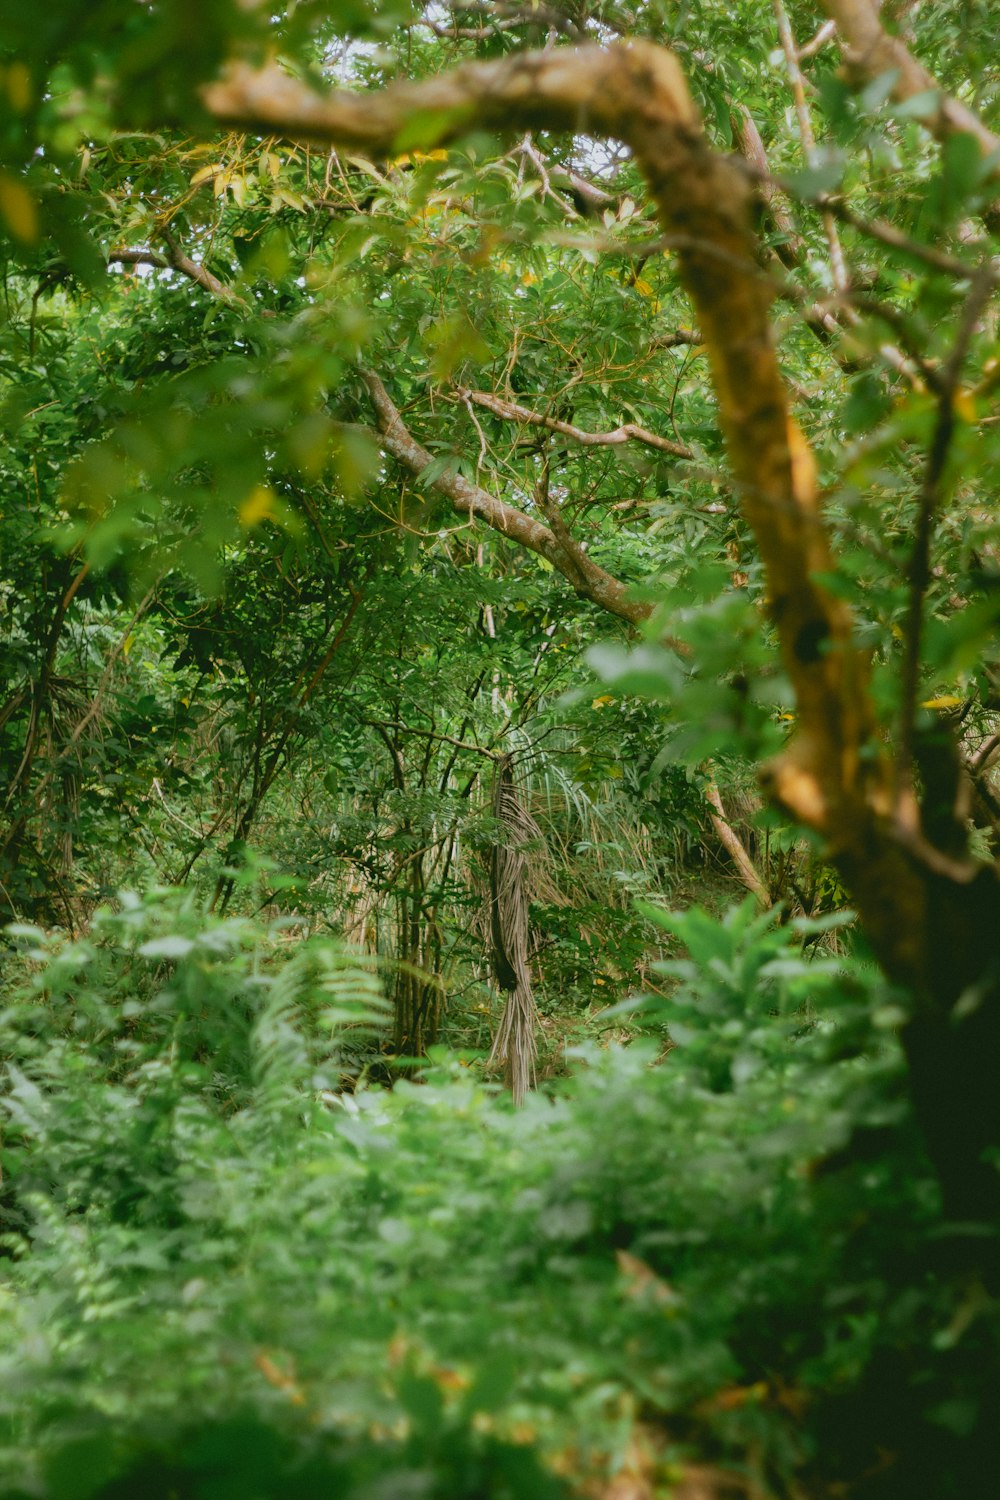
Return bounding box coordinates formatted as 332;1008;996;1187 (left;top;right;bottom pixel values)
3;2;1000;1235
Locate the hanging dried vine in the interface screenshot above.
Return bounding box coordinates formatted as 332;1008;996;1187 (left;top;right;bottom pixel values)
488;754;542;1105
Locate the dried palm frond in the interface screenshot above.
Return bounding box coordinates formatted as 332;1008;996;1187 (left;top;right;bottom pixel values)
488;754;542;1105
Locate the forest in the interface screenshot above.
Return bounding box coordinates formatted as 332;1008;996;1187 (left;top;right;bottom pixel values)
1;1;999;1495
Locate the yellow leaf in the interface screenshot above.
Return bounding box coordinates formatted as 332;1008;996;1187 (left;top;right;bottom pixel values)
953;388;977;424
239;485;276;527
254;1351;305;1405
921;695;962;710
633;277;655;297
5;62;31;113
0;173;38;244
190;163;224;187
786;417;817;507
122;633;134;658
521;271;537;286
591;694;615;709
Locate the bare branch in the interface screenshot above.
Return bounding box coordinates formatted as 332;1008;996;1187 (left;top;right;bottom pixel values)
810;195;996;282
109;235;248;306
797;18;837;60
160;229;247;305
704;776;771;906
455;386;694;459
649;328;702;350
772;0;849;294
729;104;805;270
109;248;169;270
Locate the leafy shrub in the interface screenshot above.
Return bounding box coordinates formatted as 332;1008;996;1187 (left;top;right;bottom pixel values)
1;892;998;1497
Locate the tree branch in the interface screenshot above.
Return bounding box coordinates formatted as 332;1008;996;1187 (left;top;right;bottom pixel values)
109;234;247;306
454;386;694;459
819;0;1000;211
202;39;1000;1008
704;777;771;907
729;104;805;270
360;368;651;627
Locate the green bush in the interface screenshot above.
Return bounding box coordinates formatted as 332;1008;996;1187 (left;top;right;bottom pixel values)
1;892;998;1497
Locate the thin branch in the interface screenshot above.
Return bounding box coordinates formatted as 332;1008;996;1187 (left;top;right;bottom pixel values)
649;328;702;350
811;195;997;282
729;104;805;270
704;776;771;907
773;0;849;295
532;451;592;591
109;235;248;307
160;229;248;305
109;248;169;270
363;720;499;759
455;385;694;459
897;267;998;804
797;18;837;60
971;732;1000;776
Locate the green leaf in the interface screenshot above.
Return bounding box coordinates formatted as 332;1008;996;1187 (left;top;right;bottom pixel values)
138;935;195;959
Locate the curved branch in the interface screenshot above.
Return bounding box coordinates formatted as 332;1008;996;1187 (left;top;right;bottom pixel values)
360;369;651;626
109;236;247;306
820;1;1000;183
455;386;694;459
203;43;700;154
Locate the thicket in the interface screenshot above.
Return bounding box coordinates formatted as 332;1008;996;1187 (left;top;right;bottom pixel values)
2;1;1000;1495
4;889;994;1500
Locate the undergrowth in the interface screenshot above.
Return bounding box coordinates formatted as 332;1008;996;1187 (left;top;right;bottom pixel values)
0;891;997;1498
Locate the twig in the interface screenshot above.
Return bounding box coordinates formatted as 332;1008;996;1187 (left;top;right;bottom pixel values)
363;720;498;758
813;196;997;282
797;18;837;60
149;776;208;839
772;0;849;295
